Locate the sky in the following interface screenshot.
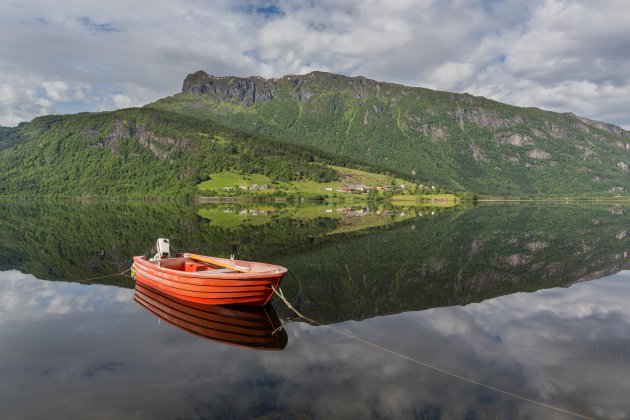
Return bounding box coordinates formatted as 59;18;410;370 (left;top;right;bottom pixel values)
1;0;629;128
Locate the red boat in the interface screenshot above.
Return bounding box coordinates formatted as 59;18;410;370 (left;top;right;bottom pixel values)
134;282;287;350
132;239;288;306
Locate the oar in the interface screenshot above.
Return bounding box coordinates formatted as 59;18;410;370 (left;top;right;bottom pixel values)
184;253;251;273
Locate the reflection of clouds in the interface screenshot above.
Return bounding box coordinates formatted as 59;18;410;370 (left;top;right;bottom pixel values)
413;271;630;419
0;270;135;325
1;271;629;419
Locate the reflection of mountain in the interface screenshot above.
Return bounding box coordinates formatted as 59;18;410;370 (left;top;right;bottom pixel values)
0;200;443;282
2;200;630;325
276;204;630;323
134;283;287;350
0;200;340;282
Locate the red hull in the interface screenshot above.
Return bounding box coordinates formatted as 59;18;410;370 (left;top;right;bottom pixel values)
132;255;287;306
134;283;287;350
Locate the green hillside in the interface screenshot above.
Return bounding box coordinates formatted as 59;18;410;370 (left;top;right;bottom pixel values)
0;108;401;197
151;70;630;197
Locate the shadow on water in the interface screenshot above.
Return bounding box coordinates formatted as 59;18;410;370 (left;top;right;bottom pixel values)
1;200;630;324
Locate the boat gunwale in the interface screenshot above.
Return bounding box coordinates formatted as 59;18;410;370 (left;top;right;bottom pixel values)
133;255;288;280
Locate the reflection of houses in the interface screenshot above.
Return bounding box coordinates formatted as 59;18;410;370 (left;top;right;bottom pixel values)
338;207;372;216
238;209;274;216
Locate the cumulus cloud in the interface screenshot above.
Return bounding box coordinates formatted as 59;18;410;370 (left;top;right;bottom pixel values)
41;81;70;102
1;0;629;128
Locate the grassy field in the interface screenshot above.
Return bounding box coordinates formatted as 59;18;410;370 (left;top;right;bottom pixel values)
333;165;409;187
196;166;415;197
197;172;275;193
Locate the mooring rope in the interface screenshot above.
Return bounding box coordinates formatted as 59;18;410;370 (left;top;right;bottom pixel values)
271;285;594;420
77;268;132;284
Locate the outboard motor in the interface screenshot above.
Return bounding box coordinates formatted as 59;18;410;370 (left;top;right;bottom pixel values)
153;238;171;260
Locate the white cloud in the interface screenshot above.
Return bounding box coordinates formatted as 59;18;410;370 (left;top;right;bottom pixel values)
0;0;629;128
111;93;135;109
42;81;70;102
429;62;476;91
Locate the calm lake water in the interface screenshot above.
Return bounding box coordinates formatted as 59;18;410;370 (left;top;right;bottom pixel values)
1;200;629;419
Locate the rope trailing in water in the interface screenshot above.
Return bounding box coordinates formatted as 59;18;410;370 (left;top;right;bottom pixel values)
271;285;594;420
77;268;132;284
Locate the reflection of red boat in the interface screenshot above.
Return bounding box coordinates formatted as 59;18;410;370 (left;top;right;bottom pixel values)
132;253;287;306
134;283;288;350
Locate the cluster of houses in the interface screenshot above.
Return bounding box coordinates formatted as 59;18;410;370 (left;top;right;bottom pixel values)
333;183;412;193
223;184;275;191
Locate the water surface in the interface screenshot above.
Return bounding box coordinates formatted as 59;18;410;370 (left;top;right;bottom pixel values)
1;201;629;418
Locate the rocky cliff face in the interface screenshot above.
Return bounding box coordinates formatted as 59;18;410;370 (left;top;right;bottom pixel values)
84;120;191;160
182;70;378;105
182;71;277;105
574;114;626;137
181;71;627;139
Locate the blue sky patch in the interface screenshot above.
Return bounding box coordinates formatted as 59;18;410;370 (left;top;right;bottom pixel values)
235;1;284;19
255;4;284;17
78;17;120;33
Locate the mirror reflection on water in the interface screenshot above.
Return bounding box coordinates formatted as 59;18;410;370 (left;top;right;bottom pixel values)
1;200;629;418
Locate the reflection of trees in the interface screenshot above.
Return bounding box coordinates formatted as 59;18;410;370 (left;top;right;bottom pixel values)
0;200;339;283
276;205;630;323
2;201;630;325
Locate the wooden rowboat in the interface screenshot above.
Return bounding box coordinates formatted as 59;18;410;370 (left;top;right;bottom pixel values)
132;253;288;306
134;282;287;350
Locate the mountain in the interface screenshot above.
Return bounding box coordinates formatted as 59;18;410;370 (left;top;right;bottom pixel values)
0;108;379;197
151;70;630;196
2;70;629;198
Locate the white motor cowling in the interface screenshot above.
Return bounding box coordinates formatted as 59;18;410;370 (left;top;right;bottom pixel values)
153;238;171;260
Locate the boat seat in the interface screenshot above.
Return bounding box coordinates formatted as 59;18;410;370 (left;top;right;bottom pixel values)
184;261;209;272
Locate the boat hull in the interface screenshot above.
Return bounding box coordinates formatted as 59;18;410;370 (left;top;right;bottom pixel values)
132;255;287;306
134;282;287;350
